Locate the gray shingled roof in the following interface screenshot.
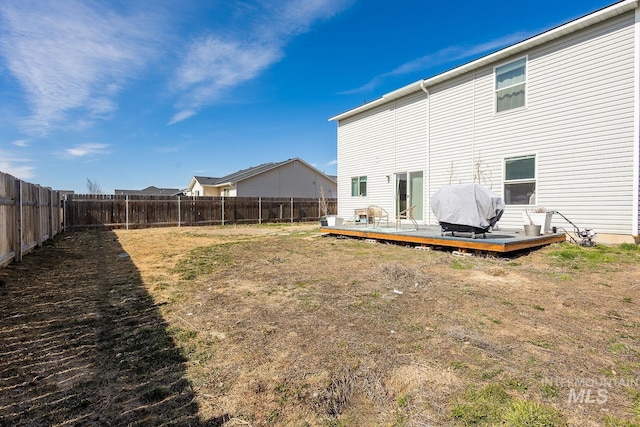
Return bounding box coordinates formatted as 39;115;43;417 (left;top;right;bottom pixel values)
215;160;289;184
115;186;183;196
194;158;328;187
192;176;221;186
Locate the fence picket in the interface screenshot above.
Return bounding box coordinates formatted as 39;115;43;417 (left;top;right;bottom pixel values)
0;172;62;267
61;195;336;230
0;171;334;267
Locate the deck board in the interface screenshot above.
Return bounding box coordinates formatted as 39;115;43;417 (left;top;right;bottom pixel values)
319;225;566;253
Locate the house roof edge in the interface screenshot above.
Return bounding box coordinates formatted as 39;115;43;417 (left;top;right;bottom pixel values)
329;0;638;122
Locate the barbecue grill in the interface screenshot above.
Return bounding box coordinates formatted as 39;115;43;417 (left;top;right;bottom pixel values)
430;184;504;238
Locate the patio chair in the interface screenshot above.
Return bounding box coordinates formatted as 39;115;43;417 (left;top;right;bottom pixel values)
397;205;418;230
367;205;389;227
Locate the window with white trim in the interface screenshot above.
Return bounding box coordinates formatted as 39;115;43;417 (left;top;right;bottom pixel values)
351;176;367;197
495;57;526;113
504;155;536;205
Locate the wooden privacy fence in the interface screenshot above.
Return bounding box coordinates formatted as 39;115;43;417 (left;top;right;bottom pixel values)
63;195;337;230
1;172;62;267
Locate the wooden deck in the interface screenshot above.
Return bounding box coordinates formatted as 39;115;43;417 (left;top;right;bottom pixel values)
319;224;566;254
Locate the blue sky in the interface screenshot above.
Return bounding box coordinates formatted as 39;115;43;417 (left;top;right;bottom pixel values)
0;0;616;193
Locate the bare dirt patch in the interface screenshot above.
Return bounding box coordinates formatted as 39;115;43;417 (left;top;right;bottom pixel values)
1;223;639;426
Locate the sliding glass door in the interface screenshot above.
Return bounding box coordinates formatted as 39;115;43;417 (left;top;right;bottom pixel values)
396;171;423;221
410;171;423;221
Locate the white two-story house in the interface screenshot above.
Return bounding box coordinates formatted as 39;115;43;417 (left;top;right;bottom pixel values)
330;0;640;243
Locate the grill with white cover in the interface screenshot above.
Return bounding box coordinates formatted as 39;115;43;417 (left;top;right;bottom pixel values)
430;184;504;238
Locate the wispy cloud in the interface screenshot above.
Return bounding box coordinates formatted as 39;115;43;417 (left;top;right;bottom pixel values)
11;139;29;147
169;0;353;125
341;31;533;95
65;143;110;158
327;159;337;166
168;110;196;126
0;149;34;179
0;0;162;135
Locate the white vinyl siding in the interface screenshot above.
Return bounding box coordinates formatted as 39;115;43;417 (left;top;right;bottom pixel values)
464;11;635;234
336;92;428;220
501;13;634;233
334;10;636;236
428;73;476;224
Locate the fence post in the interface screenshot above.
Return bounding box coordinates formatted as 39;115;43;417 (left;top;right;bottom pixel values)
14;179;22;262
55;195;336;230
35;185;42;247
125;195;129;230
48;188;54;239
63;194;67;232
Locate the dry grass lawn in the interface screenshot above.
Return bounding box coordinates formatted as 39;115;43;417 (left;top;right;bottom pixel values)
1;223;639;426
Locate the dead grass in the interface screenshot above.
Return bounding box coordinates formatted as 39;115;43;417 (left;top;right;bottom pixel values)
1;223;639;426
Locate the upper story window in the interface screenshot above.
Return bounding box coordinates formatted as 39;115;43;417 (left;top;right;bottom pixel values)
504;155;536;205
495;57;526;113
351;176;367;197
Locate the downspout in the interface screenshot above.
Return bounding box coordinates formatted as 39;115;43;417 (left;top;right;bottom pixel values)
420;80;431;225
394;99;397;215
472;70;477;183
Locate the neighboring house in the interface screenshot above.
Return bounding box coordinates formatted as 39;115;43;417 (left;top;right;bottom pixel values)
186;158;337;198
330;0;640;243
115;186;184;196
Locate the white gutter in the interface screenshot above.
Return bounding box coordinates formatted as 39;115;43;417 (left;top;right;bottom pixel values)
329;0;639;122
329;80;424;122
